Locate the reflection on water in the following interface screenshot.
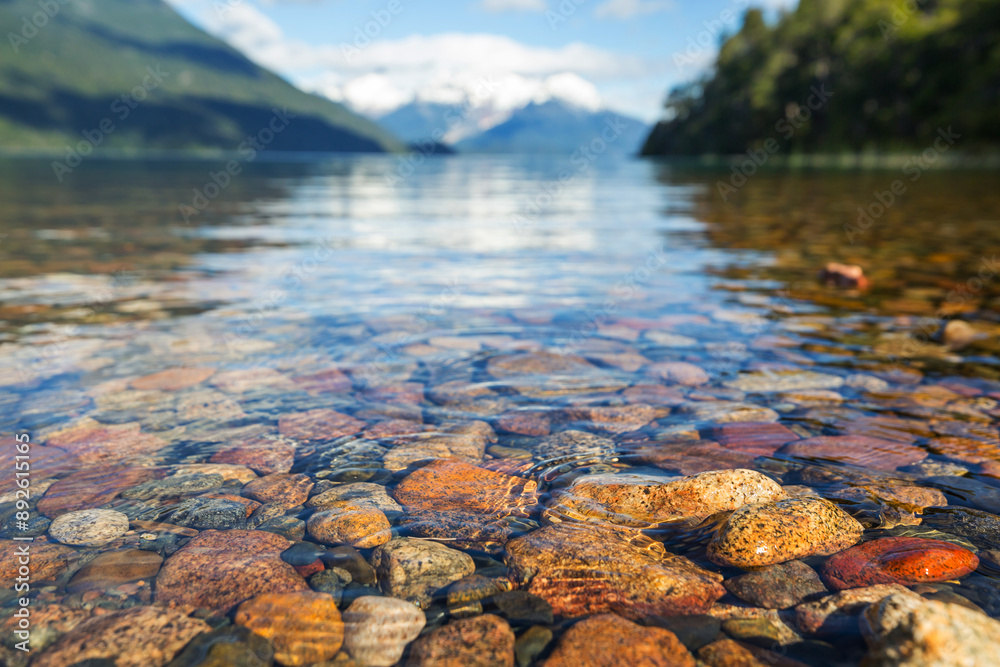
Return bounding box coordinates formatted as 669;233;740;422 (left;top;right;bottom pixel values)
2;155;1000;665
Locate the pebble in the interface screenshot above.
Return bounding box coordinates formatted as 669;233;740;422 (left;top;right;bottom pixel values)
778;435;927;471
724;370;844;393
342;596;426;667
648;361;710;386
241;473;313;507
515;626;552;667
559;404;656;434
167;497;250;530
493;590;554;626
163;624;274;667
647;614;721;652
156;529;308;612
724;560;827;609
534;429;616;465
31;606;210;667
922;506;1000;550
861;592;1000;666
707;497;864;568
307;504;392;548
307;482;402;514
370;538;475;608
67;549;163;593
49;509;129;546
0;540;75;582
845;374;891;392
130;367;215;391
496;410;552;436
43;418;166;467
120;474;225;500
794;584;920;636
697;639;769;667
506;523;725;619
37;466;166;518
279;408;366;441
172;463;258;484
309;569;346;605
324;545;378;585
705;422;800;456
546;468;785;528
406;614;515;667
543;614;695;667
820;537;979;590
382;420;497;470
211;437;296;475
236;591;343;666
677;401;780;423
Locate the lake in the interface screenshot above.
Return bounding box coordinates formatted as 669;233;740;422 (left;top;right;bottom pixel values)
2;154;1000;665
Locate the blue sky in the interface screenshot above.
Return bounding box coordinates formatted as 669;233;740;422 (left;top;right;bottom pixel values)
166;0;796;121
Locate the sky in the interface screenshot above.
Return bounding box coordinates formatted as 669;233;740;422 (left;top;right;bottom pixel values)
165;0;798;122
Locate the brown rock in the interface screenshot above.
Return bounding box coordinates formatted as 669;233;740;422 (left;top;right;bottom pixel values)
44;418;166;466
723;560;827;609
559;404;657;434
543;613;695;667
647;362;710;386
0;540;75;581
38;466;166;518
697;639;769;667
394;458;537;517
496;410;552;436
363;382;425;404
156;529;308;612
279;409;366;441
307;504;392;548
211;368;297;393
235;591;344;666
819;262;869;289
505;523;725;620
706;422;800;456
211;435;296;475
622;384;685;407
777;435;926;472
129;367;214;391
407;614;514;667
67;549;163;593
628;439;759;475
242;473;313;507
32;606;209;667
0;604;92;652
707;497;864;569
382;420;497;470
794;584;920;636
546;468;786;528
293;368;353;394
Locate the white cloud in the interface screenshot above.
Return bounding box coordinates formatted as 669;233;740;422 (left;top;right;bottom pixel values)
594;0;672;20
197;5;656;116
481;0;547;11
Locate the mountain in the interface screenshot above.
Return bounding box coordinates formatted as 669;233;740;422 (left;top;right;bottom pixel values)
0;0;404;153
377;99;649;155
642;0;1000;156
457;101;649;155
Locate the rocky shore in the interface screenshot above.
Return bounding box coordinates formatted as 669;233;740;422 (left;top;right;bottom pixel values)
4;342;1000;667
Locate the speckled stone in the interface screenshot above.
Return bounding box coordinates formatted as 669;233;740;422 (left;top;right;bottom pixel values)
705;422;800;456
242;473;313;507
342;596;426;667
543;613;695;667
547;468;785;528
506;523;725;620
156;529;308;612
382;420;497;470
31;606;210;667
707;497;864;569
820;537;979;591
120;473;224;500
49;509;129;546
794;584;920;636
648;362;710;386
307;483;402;513
235;591;343;667
0;539;75;581
211;436;296;475
307;504;392;548
406;614;514;667
677;401;780;423
724;560;827;609
724;371;844;393
280;408;366;441
697;639;769;667
371;538;475;609
559;404;657;434
861;593;1000;666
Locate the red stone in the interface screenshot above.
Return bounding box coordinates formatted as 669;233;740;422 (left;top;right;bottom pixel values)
362;382;424;405
292;368;352;394
777;435;926;471
279;409;366;441
627;439;758;475
496;411;551;436
820;537;979;591
38;466;166;518
294;560;325;578
706;422;800;456
211;434;295;475
622;384;685;407
130;367;214;391
44;419;166;466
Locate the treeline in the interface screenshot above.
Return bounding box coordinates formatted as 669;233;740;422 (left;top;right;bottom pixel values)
641;0;1000;156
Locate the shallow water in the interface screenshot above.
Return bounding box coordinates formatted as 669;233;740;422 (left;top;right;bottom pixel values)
2;155;1000;665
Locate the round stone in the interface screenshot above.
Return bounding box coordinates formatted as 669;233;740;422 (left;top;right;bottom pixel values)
49;509;129;547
